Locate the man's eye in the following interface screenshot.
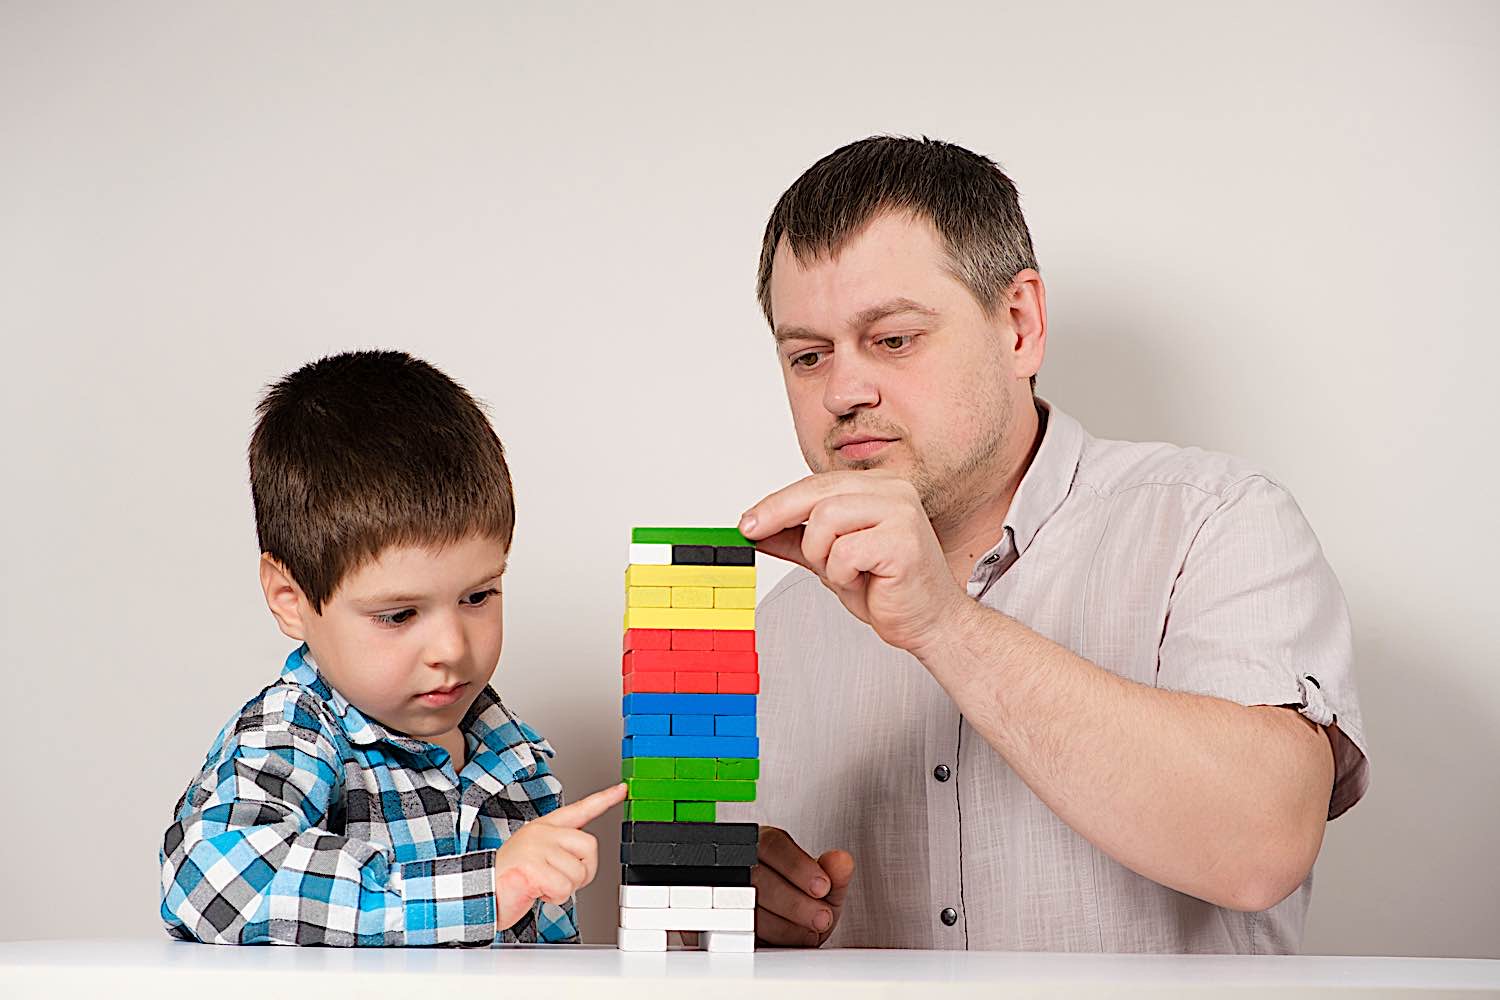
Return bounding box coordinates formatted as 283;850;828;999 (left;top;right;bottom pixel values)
374;609;416;627
790;351;823;368
462;588;500;607
878;335;913;351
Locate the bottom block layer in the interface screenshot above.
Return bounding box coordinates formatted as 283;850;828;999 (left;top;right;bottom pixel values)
702;930;755;953
617;926;667;952
620;905;754;932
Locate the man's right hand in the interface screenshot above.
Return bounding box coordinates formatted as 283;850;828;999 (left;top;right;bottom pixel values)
753;826;854;946
492;782;627;930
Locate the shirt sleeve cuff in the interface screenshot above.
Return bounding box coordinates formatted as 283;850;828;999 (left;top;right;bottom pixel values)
396;850;497;946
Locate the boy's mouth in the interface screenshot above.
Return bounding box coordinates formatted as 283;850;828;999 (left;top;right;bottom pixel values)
417;682;469;707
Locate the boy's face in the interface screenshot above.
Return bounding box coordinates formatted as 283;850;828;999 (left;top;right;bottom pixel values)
260;533;508;744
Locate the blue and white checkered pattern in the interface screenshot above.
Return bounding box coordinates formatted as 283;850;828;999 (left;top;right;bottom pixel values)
160;645;578;946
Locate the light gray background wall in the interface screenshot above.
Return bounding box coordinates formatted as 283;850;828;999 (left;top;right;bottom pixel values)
2;1;1495;958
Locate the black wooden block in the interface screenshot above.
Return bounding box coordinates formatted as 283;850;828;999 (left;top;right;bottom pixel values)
715;546;755;566
621;821;760;846
620;842;717;867
671;545;716;565
716;843;759;867
622;864;753;887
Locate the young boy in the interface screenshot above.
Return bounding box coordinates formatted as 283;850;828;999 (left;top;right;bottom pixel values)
160;350;625;947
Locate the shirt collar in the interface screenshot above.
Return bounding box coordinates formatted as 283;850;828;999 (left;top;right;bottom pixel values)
973;397;1087;568
279;644;556;778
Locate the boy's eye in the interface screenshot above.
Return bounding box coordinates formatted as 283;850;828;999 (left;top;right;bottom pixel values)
373;609;416;627
461;588;500;607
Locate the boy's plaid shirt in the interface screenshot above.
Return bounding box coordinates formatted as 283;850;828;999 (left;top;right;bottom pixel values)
160;645;578;947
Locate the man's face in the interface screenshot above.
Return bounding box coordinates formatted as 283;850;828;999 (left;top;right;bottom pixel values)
294;533;507;742
767;211;1029;529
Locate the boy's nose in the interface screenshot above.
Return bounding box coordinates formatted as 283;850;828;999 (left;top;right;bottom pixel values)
424;616;468;668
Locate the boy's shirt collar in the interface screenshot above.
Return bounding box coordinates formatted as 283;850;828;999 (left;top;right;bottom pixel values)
280;644;555;781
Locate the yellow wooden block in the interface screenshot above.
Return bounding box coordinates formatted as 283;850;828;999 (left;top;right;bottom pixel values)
714;587;756;609
623;607;756;631
627;586;671;608
626;565;756;589
671;587;714;609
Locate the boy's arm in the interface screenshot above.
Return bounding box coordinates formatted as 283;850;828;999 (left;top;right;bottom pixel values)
159;686;502;947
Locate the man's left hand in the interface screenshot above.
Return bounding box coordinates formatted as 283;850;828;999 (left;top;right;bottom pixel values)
739;471;967;656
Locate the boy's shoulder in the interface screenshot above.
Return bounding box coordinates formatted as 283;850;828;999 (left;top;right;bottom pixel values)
201;669;352;767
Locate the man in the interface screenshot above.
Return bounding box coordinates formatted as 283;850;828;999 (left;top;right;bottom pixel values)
729;136;1369;953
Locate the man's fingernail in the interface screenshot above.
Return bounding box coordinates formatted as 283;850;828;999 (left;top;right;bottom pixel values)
739;513;757;534
813;909;832;932
811;876;830;897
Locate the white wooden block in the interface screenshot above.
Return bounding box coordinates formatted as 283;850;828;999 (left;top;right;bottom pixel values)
629;543;673;566
617;926;668;952
702;930;755;953
712;886;757;910
620;884;670;908
619;905;755;932
669;885;713;909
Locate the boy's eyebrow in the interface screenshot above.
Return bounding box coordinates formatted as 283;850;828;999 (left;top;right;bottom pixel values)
357;563;507;606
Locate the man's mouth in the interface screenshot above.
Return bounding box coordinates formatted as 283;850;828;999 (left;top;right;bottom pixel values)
833;436;898;461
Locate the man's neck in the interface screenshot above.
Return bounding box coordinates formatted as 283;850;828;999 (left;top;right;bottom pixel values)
936;400;1046;584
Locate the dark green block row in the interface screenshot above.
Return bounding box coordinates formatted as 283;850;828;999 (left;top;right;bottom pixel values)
622;757;759;780
626;777;756;802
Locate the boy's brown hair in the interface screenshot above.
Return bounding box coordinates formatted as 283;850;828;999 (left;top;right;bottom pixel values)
250;350;514;612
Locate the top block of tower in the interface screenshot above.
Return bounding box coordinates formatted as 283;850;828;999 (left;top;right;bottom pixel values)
632;527;754;548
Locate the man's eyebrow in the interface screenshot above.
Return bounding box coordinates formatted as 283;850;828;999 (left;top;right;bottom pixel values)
772;298;939;344
357;564;507;606
852;297;939;327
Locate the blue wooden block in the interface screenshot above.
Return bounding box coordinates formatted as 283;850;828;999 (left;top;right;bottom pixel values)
622;693;757;717
621;735;760;759
671;714;714;736
714;715;756;737
624;714;670;736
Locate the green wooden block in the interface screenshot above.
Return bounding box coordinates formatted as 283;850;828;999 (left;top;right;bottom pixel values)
717;757;760;780
675;757;714;779
625;799;674;821
631;527;753;547
622;757;675;780
626;778;757;802
675;801;717;822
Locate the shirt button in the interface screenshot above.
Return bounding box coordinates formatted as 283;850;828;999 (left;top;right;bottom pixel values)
932;764;951;782
982;553;1000;565
940;907;958;926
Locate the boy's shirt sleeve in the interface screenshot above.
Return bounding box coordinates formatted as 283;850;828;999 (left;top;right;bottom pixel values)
159;685;500;947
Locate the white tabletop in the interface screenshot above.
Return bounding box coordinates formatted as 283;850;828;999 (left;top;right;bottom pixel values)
1;940;1496;999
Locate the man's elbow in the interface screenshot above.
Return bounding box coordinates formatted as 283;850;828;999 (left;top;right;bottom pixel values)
1214;816;1328;912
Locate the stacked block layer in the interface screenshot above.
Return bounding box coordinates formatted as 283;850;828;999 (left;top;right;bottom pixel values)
617;527;759;952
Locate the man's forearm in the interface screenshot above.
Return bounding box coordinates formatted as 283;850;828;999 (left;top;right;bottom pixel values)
914;600;1335;912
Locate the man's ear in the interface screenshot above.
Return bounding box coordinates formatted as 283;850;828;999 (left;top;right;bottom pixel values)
260;553;310;641
1004;268;1047;382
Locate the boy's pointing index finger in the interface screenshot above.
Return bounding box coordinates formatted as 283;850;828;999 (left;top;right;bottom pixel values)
538;782;627;829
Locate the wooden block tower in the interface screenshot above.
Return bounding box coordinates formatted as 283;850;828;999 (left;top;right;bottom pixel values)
616;527;759;953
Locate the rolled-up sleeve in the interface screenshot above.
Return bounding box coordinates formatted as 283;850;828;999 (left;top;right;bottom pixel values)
1156;474;1370;819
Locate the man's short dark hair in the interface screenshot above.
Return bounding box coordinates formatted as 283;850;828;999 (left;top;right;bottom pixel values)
249;350;515;612
756;135;1039;327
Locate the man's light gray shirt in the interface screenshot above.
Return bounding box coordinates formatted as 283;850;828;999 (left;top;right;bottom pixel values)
731;400;1369;953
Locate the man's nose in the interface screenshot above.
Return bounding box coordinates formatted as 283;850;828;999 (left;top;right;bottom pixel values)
822;356;880;416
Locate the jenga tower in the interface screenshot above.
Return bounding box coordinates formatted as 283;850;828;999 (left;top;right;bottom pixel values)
616;527;759;953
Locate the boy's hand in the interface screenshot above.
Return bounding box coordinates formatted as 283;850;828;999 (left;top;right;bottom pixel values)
493;782;627;930
753;826;855;947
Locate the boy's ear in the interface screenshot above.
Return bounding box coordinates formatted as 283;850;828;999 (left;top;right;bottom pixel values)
259;554;310;641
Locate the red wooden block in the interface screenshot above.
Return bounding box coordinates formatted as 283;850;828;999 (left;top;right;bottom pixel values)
622;671;674;694
623;628;672;652
674;671;717;693
711;651;758;673
712;629;756;652
671;629;715;651
716;672;760;694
